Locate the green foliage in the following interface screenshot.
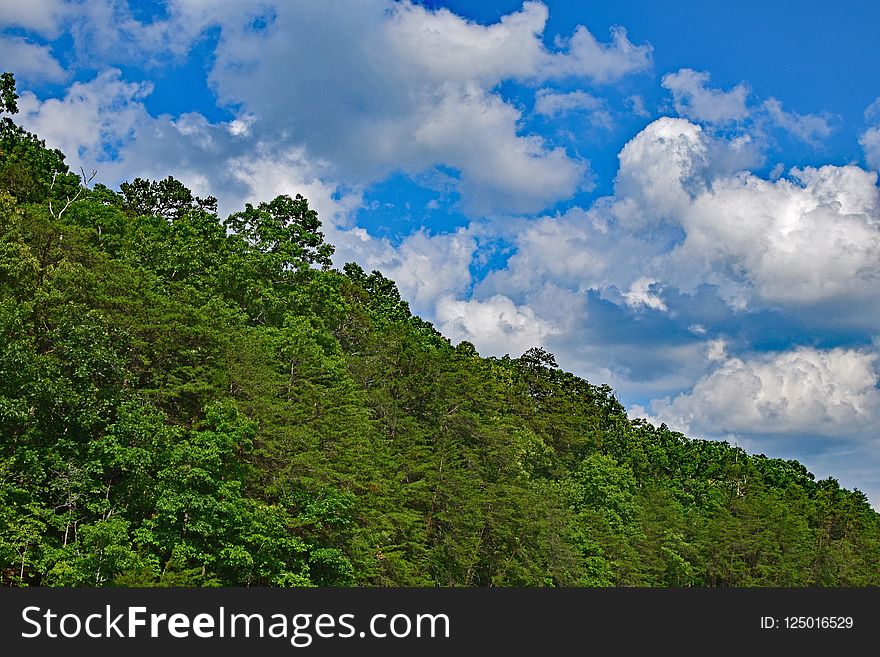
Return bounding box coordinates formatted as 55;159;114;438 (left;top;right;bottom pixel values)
1;73;18;115
226;194;334;271
1;69;878;587
120;176;217;220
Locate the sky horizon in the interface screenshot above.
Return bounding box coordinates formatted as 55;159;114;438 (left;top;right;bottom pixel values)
3;0;880;505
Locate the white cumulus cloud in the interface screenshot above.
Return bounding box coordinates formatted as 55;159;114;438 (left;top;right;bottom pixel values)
542;24;652;83
762;97;834;146
196;0;652;215
379;228;477;315
534;88;611;127
623;277;667;311
604;118;880;308
861;127;880;171
0;0;67;36
661;68;749;125
671;164;880;305
436;294;558;357
16;70;153;163
633;347;880;439
0;36;67;82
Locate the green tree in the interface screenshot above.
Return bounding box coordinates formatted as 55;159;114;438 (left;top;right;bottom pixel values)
1;72;18;115
226;194;334;271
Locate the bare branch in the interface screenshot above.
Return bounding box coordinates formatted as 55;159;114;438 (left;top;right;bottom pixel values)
47;167;98;220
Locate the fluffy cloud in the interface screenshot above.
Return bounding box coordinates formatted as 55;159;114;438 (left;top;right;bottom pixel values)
0;0;66;36
661;68;750;125
197;0;653;215
383;2;651;85
475;208;668;322
0;36;67;82
377;228;476;315
542;24;652;82
607;118;880;307
463;117;880;334
623;277;667;311
634;347;880;439
58;0;236;64
762;98;834;145
614;117;713;222
435;294;558;357
861;126;880;171
612;117;763;226
860;97;880;171
409;85;587;214
470;121;762;327
382;0;550;85
534;89;611;127
463;116;880;420
16;70;153;163
671;164;880;305
661;69;834;147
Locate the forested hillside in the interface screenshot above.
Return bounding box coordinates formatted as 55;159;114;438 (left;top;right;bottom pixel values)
2;72;879;587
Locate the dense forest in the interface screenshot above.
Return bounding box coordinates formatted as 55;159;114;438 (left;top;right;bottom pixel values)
2;72;879;587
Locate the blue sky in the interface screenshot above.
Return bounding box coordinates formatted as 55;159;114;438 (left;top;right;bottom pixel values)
3;0;880;505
